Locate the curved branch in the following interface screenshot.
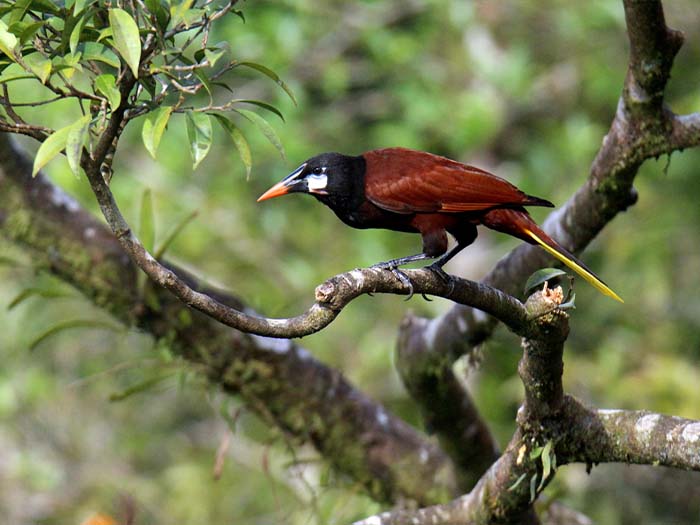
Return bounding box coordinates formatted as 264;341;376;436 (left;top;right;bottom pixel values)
82;133;539;338
0;132;459;505
70;65;541;340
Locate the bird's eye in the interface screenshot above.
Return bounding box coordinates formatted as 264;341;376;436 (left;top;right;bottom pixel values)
312;167;323;175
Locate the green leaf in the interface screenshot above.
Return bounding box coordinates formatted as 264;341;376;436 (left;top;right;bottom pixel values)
155;209;198;259
145;0;162;14
33;125;72;176
202;42;230;68
0;255;21;267
524;268;568;296
52;52;83;78
109;8;141;77
141;106;172;158
97;26;113;43
72;0;91;15
538;441;553;491
529;445;544;460
25;0;60;15
204;48;226;68
235;108;286;161
145;0;170;30
213;114;251;179
529;473;538;503
80;42;120;68
8;287;75;310
94;74;121;111
69;12;87;55
139;188;155;253
0;20;19;61
0;71;33;85
185;111;212;170
29;319;123;351
8;0;31;25
24;52;52;84
236;61;297;105
65;114;90;177
194;68;213;103
109;373;172;402
508;472;528;492
170;0;194;28
18;20;46;45
234;99;284;121
33;115;91;176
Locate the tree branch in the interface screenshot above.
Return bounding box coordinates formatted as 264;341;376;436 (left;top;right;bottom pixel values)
357;289;571;525
0;133;459;506
81;112;544;339
396;316;500;491
559;401;700;471
393;0;700;482
358;284;700;524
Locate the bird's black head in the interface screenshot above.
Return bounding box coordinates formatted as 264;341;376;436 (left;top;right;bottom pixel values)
257;152;366;210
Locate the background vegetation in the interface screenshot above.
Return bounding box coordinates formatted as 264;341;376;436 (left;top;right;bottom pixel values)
1;0;700;523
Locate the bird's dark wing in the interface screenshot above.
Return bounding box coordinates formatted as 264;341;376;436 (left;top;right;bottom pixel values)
363;148;551;214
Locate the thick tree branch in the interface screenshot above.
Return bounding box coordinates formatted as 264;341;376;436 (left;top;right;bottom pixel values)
0;133;458;506
559;401;700;471
396;316;500;491
360;282;700;525
393;0;700;482
358;290;570;525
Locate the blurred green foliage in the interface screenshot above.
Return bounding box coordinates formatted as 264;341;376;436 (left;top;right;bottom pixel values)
2;1;700;523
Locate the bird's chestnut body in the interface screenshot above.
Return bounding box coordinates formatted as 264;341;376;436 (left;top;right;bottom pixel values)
258;147;622;302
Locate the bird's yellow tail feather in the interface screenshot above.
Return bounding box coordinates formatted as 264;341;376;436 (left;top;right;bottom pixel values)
523;228;624;303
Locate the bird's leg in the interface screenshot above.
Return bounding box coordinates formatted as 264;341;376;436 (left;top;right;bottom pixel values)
371;253;432;269
425;242;469;293
371;253;432;300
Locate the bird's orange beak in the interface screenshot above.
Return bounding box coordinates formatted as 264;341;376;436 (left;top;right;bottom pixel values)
257;163;307;202
257;180;290;202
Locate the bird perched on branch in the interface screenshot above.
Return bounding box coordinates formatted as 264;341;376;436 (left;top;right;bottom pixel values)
258;147;622;302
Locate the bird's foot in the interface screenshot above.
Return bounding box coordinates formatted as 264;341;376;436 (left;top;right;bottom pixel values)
427;263;455;295
371;262;415;300
391;267;415;301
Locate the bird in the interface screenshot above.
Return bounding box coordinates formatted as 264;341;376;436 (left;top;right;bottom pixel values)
257;147;622;302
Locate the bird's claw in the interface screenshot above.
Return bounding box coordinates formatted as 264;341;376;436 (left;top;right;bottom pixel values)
390;267;415;300
371;262;415;300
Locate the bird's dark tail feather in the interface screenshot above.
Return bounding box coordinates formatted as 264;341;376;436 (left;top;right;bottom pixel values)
482;208;623;303
524;195;555;208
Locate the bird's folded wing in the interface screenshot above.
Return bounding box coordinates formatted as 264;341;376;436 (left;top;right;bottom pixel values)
364;149;538;214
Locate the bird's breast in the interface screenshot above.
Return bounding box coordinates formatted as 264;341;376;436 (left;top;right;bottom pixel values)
332;200;417;233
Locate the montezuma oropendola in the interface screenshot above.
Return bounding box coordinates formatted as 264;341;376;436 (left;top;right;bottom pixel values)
258;147;622;302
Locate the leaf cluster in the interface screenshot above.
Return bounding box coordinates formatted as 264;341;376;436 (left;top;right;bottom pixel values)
0;0;290;177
